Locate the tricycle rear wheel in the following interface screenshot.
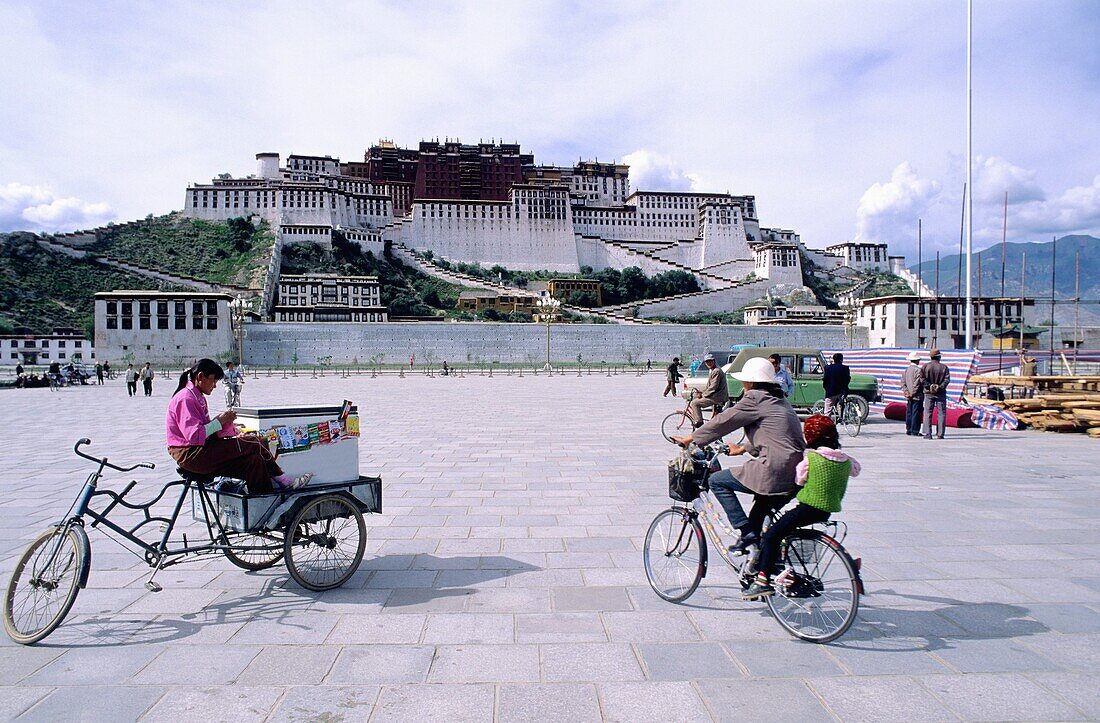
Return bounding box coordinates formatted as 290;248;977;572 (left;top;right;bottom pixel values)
284;494;365;591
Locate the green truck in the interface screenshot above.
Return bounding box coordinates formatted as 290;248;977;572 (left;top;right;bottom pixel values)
682;347;879;421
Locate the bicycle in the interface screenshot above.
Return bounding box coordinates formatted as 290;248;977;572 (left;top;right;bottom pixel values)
810;394;864;437
3;438;381;645
225;382;242;409
642;443;863;643
662;390;742;444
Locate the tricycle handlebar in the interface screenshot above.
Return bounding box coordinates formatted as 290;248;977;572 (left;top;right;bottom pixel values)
74;438;156;472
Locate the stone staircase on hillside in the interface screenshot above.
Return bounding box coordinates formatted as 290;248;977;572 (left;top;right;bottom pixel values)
594;273;769;318
34;235;255;295
597;238;741;289
390;243;653;324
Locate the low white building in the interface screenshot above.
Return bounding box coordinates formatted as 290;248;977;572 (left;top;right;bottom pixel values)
1;328;95;366
744;304;847;326
856;294;1040;349
274;274;387;323
825;241;890;272
94;291;234;366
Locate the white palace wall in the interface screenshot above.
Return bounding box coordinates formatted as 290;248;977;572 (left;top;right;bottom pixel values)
244;321;860;365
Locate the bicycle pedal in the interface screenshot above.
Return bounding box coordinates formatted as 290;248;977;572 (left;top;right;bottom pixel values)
145;581;163;593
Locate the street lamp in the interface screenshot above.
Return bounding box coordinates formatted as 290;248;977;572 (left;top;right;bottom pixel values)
535;295;561;372
230;295;248;367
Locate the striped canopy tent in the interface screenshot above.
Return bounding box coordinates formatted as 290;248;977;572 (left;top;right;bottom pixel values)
823;349;982;407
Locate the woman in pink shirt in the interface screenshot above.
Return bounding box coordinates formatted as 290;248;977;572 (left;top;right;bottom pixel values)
166;359;311;493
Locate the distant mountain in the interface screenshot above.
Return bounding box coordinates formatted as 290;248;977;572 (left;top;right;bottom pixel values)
910;235;1100;298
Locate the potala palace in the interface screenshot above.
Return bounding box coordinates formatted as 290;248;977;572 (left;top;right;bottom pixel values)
181;140;905;318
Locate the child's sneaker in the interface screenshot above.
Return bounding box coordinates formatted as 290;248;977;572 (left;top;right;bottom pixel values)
742;575;774;600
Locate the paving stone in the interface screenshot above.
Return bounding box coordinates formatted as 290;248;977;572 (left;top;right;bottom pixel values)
132;644;260;684
931;636;1064;673
497;683;601;723
808;675;956;722
636;641;742;680
603;610;701;642
139;685;283;721
327;645;435;684
515;612;607;643
0;686;52;720
23;645;162;686
428;643;540;682
234;644;339;685
0;647;64;685
1024;603;1100;634
552;586;633;612
599;681;712;722
19;685;164;722
421;612;513;644
373;683;494;722
696;678;832;722
541;643;645;682
921;672;1085;721
725;641;846;678
1030;672;1100;719
268;685;380;722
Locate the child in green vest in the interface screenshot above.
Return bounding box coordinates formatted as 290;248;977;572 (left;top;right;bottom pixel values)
743;413;860;600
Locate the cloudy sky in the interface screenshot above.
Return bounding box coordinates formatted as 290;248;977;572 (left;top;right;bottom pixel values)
1;0;1098;261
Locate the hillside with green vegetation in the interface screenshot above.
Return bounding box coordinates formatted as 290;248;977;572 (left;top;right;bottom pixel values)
425;253;700;307
0;232;183;337
281;233;465;318
85;212;274;288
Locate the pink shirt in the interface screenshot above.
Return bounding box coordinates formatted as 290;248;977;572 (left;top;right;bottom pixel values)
166;381;237;447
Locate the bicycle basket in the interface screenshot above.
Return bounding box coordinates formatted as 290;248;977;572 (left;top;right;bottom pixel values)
667;453;705;502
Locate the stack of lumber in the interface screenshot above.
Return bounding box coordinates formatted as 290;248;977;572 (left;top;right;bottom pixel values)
970;374;1100;435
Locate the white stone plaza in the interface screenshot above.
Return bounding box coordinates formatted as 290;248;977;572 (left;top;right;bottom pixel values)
1;372;1098;721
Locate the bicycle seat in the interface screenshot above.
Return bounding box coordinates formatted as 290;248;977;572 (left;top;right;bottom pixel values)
176;468;217;485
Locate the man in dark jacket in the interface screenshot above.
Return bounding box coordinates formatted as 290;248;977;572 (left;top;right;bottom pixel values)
689;354;729;427
822;353;851;416
921;349;951;439
663;357;682;397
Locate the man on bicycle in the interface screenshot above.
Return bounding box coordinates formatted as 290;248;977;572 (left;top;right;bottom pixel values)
688;354;728;428
822;353;850;417
224;361;244;405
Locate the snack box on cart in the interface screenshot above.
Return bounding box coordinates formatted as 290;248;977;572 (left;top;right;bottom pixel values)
233;404;360;485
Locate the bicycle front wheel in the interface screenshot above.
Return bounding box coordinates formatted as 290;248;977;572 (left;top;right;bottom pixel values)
643;507;706;603
842;403;863;437
4;525;88;645
766;529;859;643
661;411;694;443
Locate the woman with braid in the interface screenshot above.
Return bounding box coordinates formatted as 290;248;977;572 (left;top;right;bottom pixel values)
743;414;859;600
166;358;312;494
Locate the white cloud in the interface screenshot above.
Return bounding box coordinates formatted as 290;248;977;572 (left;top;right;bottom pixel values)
854;163;941;243
0;182;114;233
1010;175;1100;238
620;150;697;193
972;156;1045;204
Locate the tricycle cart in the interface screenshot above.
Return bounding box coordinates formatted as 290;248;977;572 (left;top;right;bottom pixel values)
2;439;382;645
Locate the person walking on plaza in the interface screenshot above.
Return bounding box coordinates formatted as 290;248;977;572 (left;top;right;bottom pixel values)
822;353;851;416
125;363;138;397
94;362;104;385
688;353;729;427
921;349;950;440
900;351;924;436
769;354;793;397
103;360;112;379
140;362;154;396
663;357;682;397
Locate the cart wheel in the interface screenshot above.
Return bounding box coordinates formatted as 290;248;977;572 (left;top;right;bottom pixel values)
283;494;365;591
223;532;284;571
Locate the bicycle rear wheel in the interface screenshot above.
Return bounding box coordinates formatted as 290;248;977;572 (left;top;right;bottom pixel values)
766;529;858;643
661;410;694;443
4;525;89;645
643;507;706;602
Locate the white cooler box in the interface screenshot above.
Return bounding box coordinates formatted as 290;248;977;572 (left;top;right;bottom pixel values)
233;404;360;484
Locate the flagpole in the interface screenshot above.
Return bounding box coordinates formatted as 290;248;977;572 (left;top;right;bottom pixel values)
999;191;1007;371
965;0;975;350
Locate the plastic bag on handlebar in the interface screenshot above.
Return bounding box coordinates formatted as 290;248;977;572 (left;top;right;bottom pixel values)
667;449;705;503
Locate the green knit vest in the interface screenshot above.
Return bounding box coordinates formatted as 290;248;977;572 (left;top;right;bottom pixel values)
796;451;850;513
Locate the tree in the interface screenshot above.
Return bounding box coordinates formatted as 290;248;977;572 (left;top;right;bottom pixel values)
619;267;648;302
568;290;598;307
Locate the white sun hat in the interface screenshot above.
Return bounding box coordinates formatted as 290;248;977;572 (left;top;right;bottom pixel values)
907;351;921;361
732;356;778;384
